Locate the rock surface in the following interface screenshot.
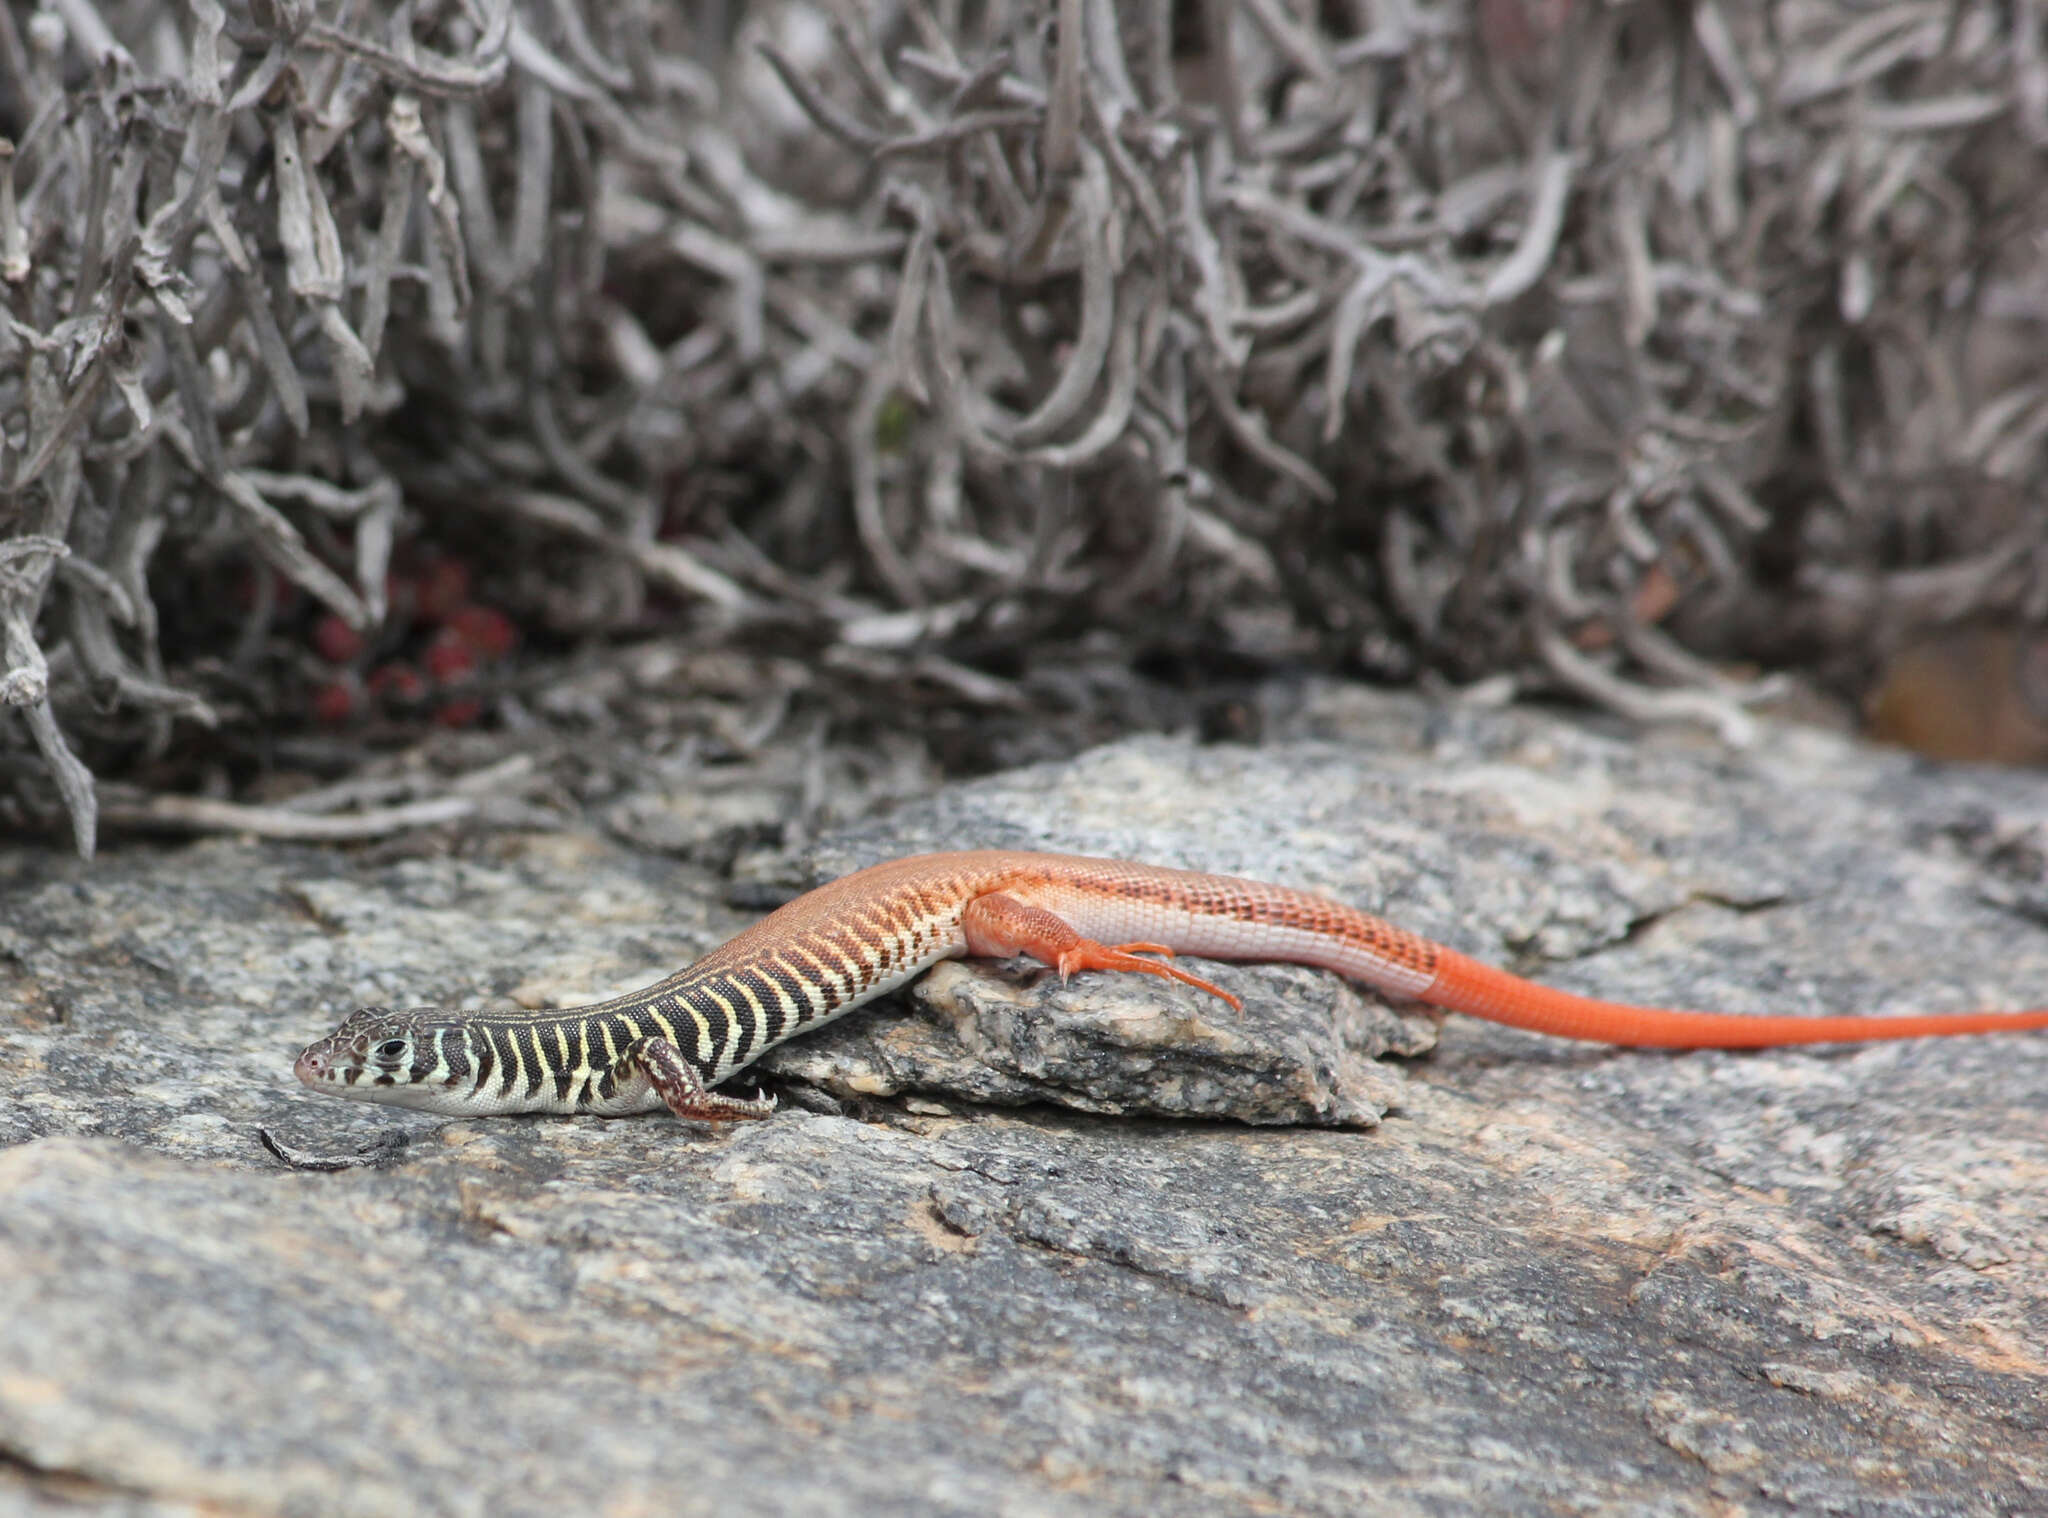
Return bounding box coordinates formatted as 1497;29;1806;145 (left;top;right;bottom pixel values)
4;685;2047;1515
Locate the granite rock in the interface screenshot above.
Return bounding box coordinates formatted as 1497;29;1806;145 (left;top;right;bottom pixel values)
4;686;2047;1515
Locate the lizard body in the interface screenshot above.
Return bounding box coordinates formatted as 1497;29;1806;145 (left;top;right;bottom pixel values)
294;850;2048;1121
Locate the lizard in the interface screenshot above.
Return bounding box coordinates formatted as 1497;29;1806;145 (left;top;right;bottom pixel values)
292;849;2048;1123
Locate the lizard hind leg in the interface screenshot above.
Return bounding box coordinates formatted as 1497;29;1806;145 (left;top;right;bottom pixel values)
631;1036;778;1123
961;892;1245;1012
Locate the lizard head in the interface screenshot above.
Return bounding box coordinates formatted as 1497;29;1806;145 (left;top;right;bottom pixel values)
294;1007;455;1110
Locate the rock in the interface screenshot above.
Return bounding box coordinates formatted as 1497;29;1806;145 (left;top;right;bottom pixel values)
758;958;1422;1128
4;685;2047;1514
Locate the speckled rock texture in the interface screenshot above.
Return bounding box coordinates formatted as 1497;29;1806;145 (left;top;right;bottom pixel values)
4;686;2047;1516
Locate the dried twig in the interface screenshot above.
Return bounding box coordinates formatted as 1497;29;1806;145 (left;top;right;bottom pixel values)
100;792;480;841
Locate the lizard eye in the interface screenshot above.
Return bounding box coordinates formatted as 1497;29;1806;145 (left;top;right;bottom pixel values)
373;1038;410;1063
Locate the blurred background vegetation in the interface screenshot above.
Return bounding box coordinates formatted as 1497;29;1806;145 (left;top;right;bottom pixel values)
4;0;2048;859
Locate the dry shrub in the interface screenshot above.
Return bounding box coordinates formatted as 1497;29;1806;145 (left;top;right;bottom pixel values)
3;0;2047;854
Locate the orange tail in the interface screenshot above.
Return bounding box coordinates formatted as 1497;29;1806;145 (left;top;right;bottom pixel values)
1425;949;2048;1048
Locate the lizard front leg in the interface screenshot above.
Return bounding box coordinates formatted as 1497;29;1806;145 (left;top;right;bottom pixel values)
620;1036;777;1122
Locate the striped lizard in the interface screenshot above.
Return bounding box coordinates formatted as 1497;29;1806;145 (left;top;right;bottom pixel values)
293;850;2048;1122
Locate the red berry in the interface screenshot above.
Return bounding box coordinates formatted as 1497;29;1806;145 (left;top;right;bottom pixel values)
416;558;472;622
311;680;359;725
423;630;478;685
311;613;364;664
446;604;516;660
434;697;484;728
367;661;427;705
